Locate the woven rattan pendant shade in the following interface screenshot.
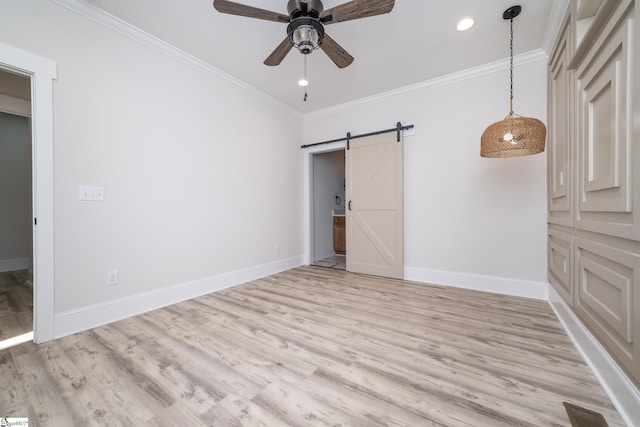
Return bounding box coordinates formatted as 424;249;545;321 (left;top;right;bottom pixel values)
481;113;546;158
480;5;546;158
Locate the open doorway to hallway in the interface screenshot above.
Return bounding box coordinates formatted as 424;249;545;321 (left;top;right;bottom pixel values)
0;70;33;348
311;149;346;271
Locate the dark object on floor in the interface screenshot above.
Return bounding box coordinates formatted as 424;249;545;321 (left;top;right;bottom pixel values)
564;402;609;427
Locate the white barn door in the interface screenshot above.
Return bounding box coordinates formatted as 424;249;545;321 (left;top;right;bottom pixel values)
346;131;403;279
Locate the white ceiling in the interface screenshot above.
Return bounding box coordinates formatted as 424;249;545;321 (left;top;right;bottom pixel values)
81;0;562;113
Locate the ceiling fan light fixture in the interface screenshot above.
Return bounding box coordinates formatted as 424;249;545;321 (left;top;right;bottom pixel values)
292;24;320;54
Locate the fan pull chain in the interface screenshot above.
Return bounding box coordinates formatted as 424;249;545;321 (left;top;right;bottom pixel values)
303;54;309;102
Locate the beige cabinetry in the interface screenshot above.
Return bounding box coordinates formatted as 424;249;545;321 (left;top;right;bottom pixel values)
548;13;574;228
547;0;640;387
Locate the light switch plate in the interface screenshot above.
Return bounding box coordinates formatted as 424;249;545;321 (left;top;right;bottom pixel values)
79;186;104;201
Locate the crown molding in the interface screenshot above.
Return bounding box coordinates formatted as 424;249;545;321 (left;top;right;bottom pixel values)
542;0;571;55
49;0;301;117
304;49;548;120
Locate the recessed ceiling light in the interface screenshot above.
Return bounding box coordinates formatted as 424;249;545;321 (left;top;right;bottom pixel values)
298;78;309;87
457;17;475;31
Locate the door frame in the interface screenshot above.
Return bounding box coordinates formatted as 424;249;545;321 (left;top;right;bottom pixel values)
0;42;57;343
302;141;346;265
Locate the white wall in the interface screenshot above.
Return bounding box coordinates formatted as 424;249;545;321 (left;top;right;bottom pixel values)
304;55;549;297
312;150;345;260
0;0;303;334
0;112;31;271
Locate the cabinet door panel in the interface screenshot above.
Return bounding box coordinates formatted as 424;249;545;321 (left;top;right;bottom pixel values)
575;237;638;377
548;228;574;305
576;16;636;238
548;16;574;227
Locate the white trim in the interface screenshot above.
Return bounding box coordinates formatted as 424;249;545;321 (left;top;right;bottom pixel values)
304;50;549;120
0;41;57;344
313;248;336;262
0;93;30;117
55;256;304;339
0;257;30;273
0;331;34;351
404;266;549;300
49;0;299;117
548;286;640;427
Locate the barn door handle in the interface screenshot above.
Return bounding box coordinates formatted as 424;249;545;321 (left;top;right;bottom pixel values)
348;200;352;211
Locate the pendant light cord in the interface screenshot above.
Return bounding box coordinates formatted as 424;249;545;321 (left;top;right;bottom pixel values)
509;15;514;115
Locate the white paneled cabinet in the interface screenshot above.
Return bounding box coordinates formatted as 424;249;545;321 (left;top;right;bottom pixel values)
548;0;639;388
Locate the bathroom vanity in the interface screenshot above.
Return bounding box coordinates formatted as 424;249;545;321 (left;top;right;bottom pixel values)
333;214;346;255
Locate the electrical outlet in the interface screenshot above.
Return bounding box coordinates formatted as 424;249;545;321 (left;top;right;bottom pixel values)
274;243;279;253
107;270;118;285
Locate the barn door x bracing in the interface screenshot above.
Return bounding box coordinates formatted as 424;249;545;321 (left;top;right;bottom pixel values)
346;131;403;279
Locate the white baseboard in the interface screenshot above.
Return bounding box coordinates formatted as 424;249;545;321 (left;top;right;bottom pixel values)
314;248;336;261
55;256;304;339
548;286;640;427
0;257;30;273
404;266;548;300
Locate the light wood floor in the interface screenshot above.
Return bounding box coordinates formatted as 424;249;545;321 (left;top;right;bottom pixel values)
0;266;625;426
0;269;33;341
312;254;346;270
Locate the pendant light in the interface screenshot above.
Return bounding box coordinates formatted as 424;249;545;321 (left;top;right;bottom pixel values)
480;5;546;158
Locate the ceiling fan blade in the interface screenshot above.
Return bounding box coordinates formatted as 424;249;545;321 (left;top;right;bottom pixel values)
264;37;294;66
321;0;395;24
213;0;289;23
320;33;354;68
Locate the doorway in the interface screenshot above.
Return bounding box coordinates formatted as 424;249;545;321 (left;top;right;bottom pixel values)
0;71;33;348
311;149;346;271
0;42;57;344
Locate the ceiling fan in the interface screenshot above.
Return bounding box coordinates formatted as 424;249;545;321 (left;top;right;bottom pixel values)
212;0;395;68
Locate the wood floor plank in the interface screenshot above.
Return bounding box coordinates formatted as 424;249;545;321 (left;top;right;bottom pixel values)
58;331;159;425
157;298;355;377
13;351;76;426
298;368;446;427
201;394;291;427
339;360;540;427
0;266;626;426
250;380;366;427
143;402;210;427
158;302;319;386
0;348;31;418
0;269;33;341
131;310;270;400
30;343;122;427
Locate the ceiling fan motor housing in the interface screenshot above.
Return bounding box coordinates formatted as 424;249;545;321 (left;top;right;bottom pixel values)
287;0;324;18
287;0;325;55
